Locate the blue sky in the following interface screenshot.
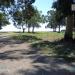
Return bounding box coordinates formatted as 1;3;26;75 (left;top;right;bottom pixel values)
33;0;53;15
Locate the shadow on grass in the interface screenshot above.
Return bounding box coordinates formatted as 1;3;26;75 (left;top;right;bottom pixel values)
31;40;75;62
0;37;75;75
0;37;25;48
0;35;41;48
12;35;42;43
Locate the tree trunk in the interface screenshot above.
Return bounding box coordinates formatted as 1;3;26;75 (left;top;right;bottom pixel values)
23;28;25;33
64;14;74;41
58;24;61;33
0;22;2;29
32;26;35;33
28;27;30;33
22;25;25;33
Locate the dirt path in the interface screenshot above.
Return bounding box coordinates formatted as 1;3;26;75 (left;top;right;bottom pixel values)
0;36;75;75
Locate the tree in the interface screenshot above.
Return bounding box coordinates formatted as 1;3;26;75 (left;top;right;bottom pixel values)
0;12;10;29
46;10;57;32
0;0;15;7
12;10;26;33
27;8;42;33
0;0;15;29
41;15;48;23
52;0;74;40
12;4;36;33
0;0;35;32
10;0;36;33
54;11;65;33
23;5;37;33
46;10;65;32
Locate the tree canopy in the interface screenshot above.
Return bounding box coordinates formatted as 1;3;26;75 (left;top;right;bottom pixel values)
0;0;36;30
52;0;73;17
0;12;10;29
46;10;65;32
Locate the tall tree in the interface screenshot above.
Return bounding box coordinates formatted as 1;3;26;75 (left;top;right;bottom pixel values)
52;0;74;40
46;10;65;32
11;0;36;33
46;10;57;32
12;4;36;33
12;10;26;32
27;8;42;33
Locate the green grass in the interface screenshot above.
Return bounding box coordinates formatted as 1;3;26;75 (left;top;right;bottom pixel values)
1;32;75;61
11;32;64;42
11;32;65;56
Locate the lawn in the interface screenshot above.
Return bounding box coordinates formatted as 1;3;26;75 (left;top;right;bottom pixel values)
0;31;75;61
0;32;75;74
11;32;64;41
10;32;73;58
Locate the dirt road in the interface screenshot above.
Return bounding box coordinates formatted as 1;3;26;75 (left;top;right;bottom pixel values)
0;35;75;75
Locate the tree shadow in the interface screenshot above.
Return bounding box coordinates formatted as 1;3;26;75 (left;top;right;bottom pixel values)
0;37;25;48
16;40;75;75
31;40;75;62
12;35;42;43
17;63;75;75
18;68;72;75
0;35;41;48
0;39;75;75
0;45;75;75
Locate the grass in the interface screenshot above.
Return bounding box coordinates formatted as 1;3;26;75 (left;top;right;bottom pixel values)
11;32;64;42
11;32;65;56
0;32;18;36
1;31;75;62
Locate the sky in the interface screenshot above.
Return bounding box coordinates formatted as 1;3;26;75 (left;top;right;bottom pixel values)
33;0;54;15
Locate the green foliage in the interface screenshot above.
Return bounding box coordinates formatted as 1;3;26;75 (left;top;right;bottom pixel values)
0;12;10;29
46;10;65;31
52;0;73;17
0;0;15;7
46;10;58;29
13;11;22;21
12;32;64;42
28;8;41;25
12;4;37;32
23;5;36;20
17;0;35;5
26;8;42;32
52;0;75;40
0;0;36;30
12;34;41;43
41;15;48;23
